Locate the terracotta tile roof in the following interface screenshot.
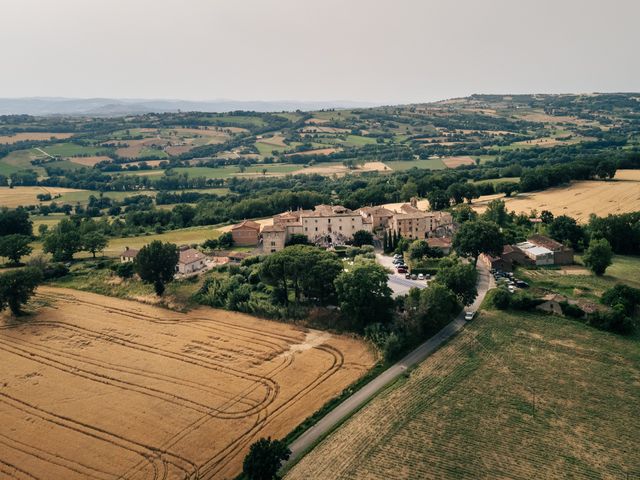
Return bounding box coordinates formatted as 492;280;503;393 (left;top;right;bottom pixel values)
528;234;564;250
427;237;452;248
179;248;206;265
231;220;261;231
121;248;139;258
261;224;286;232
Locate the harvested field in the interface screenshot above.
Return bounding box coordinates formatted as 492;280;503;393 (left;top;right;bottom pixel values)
0;132;74;144
68;155;112;167
291;161;389;176
441;156;476;168
0;287;374;480
472;169;640;222
0;186;86;208
286;308;640;480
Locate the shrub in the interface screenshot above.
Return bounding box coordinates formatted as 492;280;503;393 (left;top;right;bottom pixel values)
111;262;135;279
560;301;585;319
42;262;69;280
489;288;511;309
509;291;542;311
587;305;636;335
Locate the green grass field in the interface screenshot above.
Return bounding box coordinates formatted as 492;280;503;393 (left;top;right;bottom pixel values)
286;306;640;479
39;143;111;157
342;134;377;147
386;158;447;171
0;149;46;175
30;225;222;259
169;163;300;179
472;176;520;186
519;255;640;302
255;141;288;157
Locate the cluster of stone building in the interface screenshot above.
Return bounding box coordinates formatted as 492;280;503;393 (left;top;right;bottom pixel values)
480;234;574;271
231;199;455;254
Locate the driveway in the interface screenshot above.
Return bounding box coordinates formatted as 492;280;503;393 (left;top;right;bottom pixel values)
376;253;427;297
283;259;493;470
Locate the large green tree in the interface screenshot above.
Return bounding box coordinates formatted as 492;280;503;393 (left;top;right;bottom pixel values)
0;234;33;265
134;241;179;295
352;230;373;247
82;232;108;258
42;218;82;262
453;220;504;265
548;215;585;250
403;283;460;336
0;207;32;236
260;245;342;305
583;238;613;276
334;261;393;331
0;267;42;315
242;437;290;480
482;199;510;227
435;257;478;305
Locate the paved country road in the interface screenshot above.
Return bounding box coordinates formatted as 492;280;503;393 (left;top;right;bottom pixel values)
283;259;493;469
375;252;428;297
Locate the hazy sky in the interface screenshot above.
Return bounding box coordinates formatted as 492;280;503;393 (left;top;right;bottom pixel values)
2;0;639;103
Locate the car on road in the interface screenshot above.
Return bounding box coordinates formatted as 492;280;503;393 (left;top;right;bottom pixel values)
417;273;425;280
464;311;475;321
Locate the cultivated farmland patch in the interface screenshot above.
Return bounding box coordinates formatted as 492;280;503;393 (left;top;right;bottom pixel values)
0;287;374;480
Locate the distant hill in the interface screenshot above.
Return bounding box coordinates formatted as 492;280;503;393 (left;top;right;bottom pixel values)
0;97;379;116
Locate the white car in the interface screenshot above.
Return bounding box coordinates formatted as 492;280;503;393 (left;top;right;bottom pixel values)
417;273;425;280
508;285;516;293
464;311;475;321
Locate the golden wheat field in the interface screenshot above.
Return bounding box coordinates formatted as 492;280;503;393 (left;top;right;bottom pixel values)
0;287;375;480
0;186;86;208
0;133;74;144
473;169;640;222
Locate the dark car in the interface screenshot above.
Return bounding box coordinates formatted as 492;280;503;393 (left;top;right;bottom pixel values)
405;273;411;279
515;280;529;288
397;266;408;273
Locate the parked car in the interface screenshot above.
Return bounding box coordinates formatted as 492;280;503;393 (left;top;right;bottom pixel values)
417;273;425;280
464;311;475;321
508;285;516;293
425;273;431;280
397;266;408;273
405;273;411;279
411;273;418;280
515;280;529;288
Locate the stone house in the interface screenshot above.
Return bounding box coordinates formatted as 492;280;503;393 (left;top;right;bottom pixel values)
231;220;261;246
120;247;139;263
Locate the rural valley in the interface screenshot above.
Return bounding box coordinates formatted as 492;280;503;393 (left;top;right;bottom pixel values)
1;1;639;479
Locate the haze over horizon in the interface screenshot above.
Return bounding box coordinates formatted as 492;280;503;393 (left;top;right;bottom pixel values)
1;0;639;105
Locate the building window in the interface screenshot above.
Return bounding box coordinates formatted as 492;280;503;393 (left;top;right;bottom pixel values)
270;241;275;246
339;226;342;230
315;227;318;231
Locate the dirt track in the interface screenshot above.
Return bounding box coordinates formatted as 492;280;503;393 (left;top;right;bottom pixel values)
0;287;374;479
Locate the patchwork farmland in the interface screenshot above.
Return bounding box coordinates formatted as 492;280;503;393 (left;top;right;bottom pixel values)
0;287;374;480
